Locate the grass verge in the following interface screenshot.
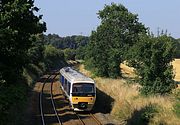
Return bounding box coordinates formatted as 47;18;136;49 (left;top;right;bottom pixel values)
78;64;180;125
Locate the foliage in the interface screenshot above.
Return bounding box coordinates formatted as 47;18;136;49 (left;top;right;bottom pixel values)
25;63;43;78
140;104;157;124
27;34;45;65
126;103;157;125
63;48;76;60
85;3;146;78
76;46;87;60
173;38;180;58
0;0;46;84
173;89;180;118
127;34;176;95
43;45;66;70
0;83;28;125
0;1;66;124
43;34;89;60
173;101;180;118
44;34;89;49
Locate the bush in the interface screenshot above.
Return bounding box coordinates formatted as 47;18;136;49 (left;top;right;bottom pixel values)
64;48;76;60
127;103;158;125
44;45;66;70
127;34;176;95
173;89;180;118
173;101;180;118
0;84;28;125
26;64;43;78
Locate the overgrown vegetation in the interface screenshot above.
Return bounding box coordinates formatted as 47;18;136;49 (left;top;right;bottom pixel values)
0;0;66;124
78;64;180;125
0;0;46;84
43;45;66;70
0;83;28;125
44;34;89;60
127;34;176;95
173;89;180;118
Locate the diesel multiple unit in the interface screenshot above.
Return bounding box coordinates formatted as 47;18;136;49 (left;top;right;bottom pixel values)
59;67;96;111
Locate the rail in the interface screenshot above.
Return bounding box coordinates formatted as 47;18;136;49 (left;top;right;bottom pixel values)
39;73;62;125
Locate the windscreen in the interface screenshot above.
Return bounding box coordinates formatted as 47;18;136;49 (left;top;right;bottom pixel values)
72;83;95;96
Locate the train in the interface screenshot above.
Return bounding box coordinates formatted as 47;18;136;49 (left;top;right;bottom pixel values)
59;67;96;111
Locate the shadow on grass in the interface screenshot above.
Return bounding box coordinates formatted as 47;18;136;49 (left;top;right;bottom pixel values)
126;104;157;125
92;88;115;114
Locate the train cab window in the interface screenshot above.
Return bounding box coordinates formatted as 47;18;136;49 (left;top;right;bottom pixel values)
72;84;83;93
84;84;94;93
72;83;94;93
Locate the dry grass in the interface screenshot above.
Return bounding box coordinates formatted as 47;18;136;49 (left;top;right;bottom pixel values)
120;63;136;78
78;63;180;125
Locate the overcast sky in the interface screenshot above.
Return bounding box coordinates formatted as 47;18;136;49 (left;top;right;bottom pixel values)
34;0;180;38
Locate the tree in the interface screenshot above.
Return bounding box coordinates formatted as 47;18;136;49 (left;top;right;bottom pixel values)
173;38;180;58
0;0;46;83
64;48;76;61
43;45;65;70
85;3;146;78
27;34;45;65
127;34;176;95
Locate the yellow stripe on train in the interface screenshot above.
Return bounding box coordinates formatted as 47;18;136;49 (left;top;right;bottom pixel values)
72;96;95;104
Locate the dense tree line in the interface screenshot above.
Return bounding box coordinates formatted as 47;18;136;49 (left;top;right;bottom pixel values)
43;34;89;60
0;0;46;84
0;0;66;124
44;34;89;49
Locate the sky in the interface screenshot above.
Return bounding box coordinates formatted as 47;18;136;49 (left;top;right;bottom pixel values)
34;0;180;38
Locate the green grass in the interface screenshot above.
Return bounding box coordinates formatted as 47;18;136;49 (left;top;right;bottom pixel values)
173;89;180;118
174;101;180;118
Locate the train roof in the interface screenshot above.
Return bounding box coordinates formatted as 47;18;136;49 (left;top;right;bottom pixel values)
60;67;94;83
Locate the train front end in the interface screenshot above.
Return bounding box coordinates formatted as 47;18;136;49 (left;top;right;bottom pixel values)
71;82;96;111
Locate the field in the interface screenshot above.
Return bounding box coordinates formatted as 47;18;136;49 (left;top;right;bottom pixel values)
172;59;180;82
78;59;180;125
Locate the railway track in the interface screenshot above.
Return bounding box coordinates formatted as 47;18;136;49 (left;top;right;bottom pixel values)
39;72;102;125
75;112;102;125
39;73;62;125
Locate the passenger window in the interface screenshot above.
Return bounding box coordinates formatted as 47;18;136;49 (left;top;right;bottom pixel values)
67;82;71;95
61;76;64;86
64;79;67;91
